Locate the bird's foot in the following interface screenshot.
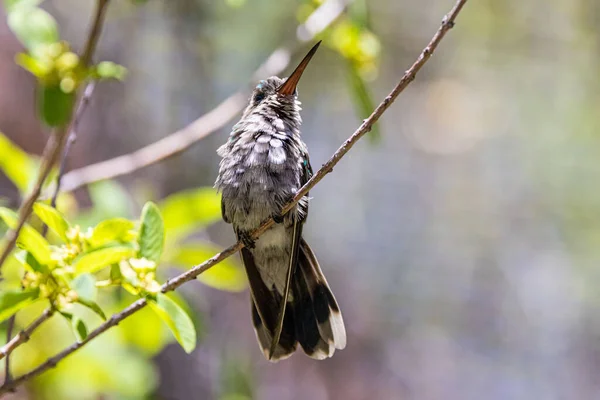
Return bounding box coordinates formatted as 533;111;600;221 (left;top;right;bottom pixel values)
238;231;256;249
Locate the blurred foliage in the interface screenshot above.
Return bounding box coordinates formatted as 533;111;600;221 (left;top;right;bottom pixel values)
297;0;382;141
0;132;40;195
0;133;244;398
218;356;255;400
4;0;127;126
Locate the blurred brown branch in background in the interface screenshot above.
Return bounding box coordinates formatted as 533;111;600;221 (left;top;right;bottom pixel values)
55;0;350;195
0;0;468;394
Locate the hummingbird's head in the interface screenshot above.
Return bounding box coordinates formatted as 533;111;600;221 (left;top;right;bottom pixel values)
241;41;321;124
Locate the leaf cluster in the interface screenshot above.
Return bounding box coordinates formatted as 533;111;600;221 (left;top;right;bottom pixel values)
6;0;126;127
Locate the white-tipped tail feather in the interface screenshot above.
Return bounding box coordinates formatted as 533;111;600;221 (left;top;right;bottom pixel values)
248;238;346;362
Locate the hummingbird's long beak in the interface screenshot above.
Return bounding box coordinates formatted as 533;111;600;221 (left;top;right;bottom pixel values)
276;41;321;96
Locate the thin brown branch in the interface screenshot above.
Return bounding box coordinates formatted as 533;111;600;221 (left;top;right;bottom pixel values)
0;128;69;271
0;0;468;394
56;0;350;195
50;82;97;208
81;0;110;67
2;315;14;387
0;309;54;362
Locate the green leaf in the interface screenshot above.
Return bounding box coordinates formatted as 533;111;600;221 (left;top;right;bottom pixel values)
89;181;130;216
148;293;196;353
119;260;141;293
0;207;51;264
72;273;97;302
72;317;88;342
346;61;380;143
95;61;127;80
75;298;107;320
117;300;168;356
0;132;39;193
110;263;122;281
348;0;371;29
73;246;136;274
7;5;58;55
73;181;132;228
38;84;76;127
14;250;48;273
138;202;164;263
224;0;247;8
15;52;50;78
0;289;40;323
58;310;73;320
88;218;135;248
4;0;43;13
171;243;246;292
159;188;221;241
32;202;70;241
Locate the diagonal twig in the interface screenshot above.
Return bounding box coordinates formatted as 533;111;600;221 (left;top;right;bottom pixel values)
0;129;69;272
55;0;350;195
50;82;97;208
0;0;468;395
2;316;14;385
0;309;54;362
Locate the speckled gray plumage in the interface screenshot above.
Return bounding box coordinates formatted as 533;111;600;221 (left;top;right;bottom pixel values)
216;77;309;294
215;76;345;361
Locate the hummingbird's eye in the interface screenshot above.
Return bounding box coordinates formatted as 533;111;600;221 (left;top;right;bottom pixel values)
254;93;265;103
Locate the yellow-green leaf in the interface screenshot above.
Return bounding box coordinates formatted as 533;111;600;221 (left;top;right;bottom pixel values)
95;61;128;81
7;5;58;55
170;243;246;292
159;188;221;241
0;132;38;193
14;250;48;273
33;202;69;241
117;301;169;356
5;1;44;13
0;207;51;264
75;298;106;320
89;218;135;247
73;246;136;274
0;289;40;323
72;273;97;302
138;202;164;263
15;52;50;78
148;293;196;353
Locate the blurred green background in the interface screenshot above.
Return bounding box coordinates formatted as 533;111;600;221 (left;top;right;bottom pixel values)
2;0;600;399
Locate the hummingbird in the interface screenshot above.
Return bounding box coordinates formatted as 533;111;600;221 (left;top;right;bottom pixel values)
215;42;346;361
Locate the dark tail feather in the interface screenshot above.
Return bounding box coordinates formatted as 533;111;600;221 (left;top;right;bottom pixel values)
241;246;297;361
293;239;346;359
243;240;345;361
251;299;297;361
